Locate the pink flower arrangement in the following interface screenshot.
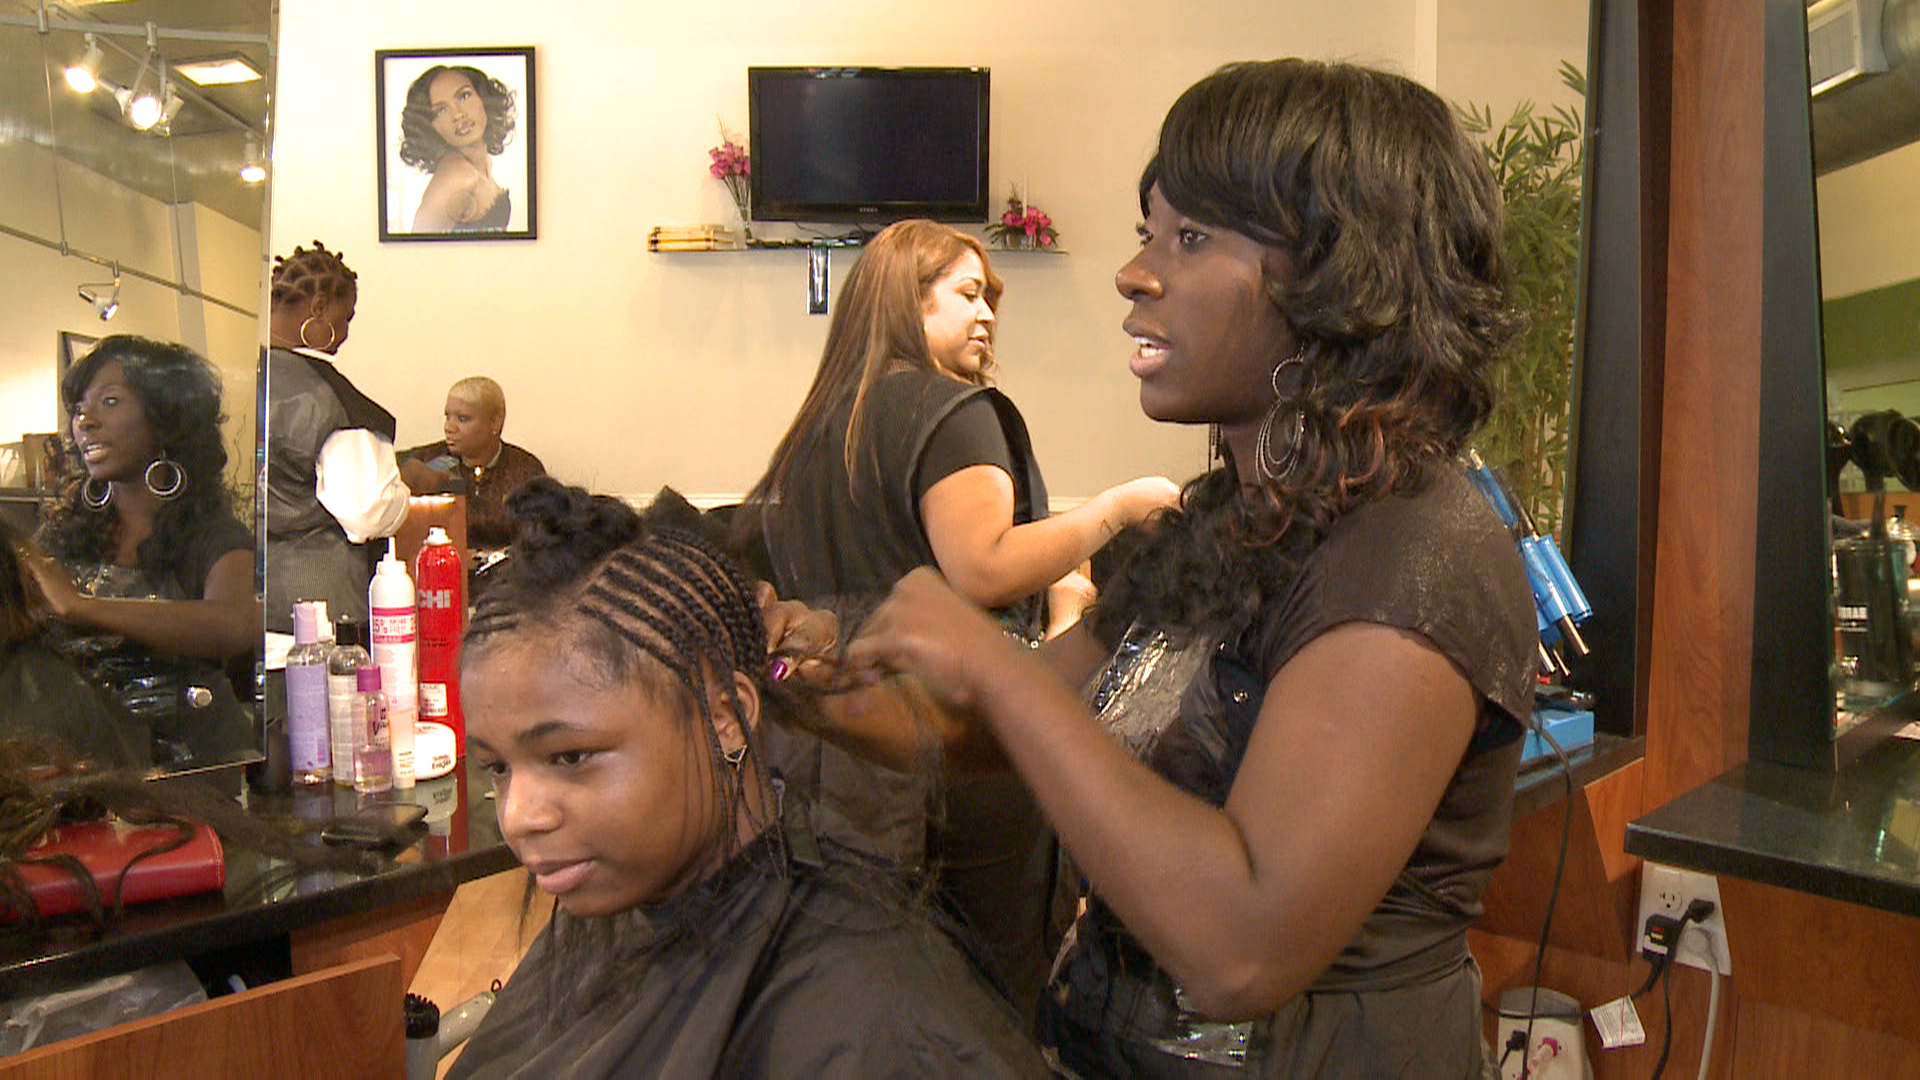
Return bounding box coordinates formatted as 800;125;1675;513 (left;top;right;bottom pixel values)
709;122;750;221
986;186;1059;250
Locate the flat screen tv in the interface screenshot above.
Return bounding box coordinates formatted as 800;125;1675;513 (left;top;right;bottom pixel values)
747;66;990;225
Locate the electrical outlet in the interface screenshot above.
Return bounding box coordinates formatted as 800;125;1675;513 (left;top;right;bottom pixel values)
1637;862;1732;975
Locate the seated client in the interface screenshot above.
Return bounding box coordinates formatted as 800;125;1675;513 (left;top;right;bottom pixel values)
401;376;545;552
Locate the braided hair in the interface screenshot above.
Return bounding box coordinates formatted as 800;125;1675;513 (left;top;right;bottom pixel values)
269;240;356;315
464;478;787;868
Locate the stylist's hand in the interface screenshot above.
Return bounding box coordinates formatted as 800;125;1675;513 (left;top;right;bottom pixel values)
845;568;1030;713
17;543;82;621
755;581;842;689
1109;476;1182;530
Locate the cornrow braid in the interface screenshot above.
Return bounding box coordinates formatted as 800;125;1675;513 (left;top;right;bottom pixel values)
270;240;357;313
464;479;779;866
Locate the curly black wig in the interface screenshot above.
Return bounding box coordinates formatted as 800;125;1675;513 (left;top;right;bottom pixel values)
1094;59;1516;642
398;65;517;172
38;336;236;596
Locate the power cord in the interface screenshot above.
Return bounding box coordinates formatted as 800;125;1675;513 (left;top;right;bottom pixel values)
1516;708;1576;1080
1637;898;1716;1080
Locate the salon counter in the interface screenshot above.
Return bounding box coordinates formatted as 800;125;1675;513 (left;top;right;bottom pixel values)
1624;734;1920;916
0;761;515;1000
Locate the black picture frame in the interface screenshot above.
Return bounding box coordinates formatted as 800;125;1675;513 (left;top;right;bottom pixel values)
374;46;537;242
58;331;99;384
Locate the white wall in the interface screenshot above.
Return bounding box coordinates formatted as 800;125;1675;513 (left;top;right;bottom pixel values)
1434;0;1589;119
271;0;1423;501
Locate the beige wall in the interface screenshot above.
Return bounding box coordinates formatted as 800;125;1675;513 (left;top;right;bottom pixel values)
1434;0;1589;119
1817;138;1920;299
0;136;260;489
271;0;1427;502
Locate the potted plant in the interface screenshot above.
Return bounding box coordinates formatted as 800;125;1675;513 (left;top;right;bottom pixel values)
1459;62;1586;540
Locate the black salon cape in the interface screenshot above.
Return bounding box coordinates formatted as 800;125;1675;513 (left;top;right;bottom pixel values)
447;829;1047;1079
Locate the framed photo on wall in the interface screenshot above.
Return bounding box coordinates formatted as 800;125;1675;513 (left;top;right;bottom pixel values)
375;46;537;241
58;331;99;384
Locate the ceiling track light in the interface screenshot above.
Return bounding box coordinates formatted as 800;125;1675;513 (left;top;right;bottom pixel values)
64;34;102;94
238;135;266;183
77;269;122;322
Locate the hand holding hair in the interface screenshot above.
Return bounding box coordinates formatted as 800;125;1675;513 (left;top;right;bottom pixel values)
843;567;1034;715
754;581;843;690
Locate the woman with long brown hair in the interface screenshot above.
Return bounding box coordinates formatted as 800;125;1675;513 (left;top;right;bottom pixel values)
738;218;1177;1018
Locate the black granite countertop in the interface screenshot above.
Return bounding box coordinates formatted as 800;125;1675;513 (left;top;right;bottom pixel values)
1625;735;1920;917
0;762;515;999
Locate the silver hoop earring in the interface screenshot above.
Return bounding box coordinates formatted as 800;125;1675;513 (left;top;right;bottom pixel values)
298;314;337;352
82;477;112;510
144;456;186;500
1255;351;1309;482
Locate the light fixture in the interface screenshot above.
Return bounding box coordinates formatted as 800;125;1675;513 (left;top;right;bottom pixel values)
173;56;261;87
78;271;121;322
157;75;184;130
64;35;102;93
239;135;266;183
111;48;160;130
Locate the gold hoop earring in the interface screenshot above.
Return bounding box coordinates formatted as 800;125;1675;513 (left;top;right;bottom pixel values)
1255;351;1309;483
298;314;337;351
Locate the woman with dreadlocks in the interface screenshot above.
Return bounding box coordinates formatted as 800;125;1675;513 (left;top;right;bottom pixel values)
446;478;1044;1079
797;59;1538;1075
264;240;409;631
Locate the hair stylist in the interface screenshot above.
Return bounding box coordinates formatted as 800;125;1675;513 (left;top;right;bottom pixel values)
828;60;1536;1074
739;218;1179;1019
264;240;409;631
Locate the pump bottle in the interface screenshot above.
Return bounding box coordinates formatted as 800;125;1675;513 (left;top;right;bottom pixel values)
287;600;333;784
370;539;419;788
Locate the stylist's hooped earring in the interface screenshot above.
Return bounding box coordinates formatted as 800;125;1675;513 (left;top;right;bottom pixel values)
82;477;112;510
144;455;186;500
1255;351;1308;482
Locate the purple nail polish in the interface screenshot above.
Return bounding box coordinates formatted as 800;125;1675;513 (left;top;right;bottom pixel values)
769;657;792;682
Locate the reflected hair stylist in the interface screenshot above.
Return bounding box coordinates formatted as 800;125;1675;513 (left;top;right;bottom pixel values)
839;59;1537;1074
264;241;410;632
25;337;257;767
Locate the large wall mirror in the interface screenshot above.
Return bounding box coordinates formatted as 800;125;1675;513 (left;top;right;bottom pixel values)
1751;0;1920;768
0;0;271;774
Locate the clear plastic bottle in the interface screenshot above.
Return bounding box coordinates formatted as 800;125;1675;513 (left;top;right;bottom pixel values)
328;616;371;786
287;600;333;785
353;664;394;795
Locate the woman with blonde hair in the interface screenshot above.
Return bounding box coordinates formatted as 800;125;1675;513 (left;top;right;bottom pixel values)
402;375;546;552
738;217;1178;1019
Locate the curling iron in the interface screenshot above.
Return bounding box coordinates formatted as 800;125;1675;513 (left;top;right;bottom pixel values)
1466;450;1592;677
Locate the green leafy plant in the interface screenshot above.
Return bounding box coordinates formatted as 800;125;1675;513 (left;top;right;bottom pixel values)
1459;62;1585;539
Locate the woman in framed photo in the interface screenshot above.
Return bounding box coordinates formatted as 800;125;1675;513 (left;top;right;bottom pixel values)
399;64;518;233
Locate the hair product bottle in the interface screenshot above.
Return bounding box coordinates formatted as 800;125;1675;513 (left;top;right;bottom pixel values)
353;663;393;795
414;526;466;757
287;600;333;785
370;539;419;789
328;616;372;786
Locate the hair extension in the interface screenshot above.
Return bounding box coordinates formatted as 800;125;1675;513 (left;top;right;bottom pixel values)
1094;59;1516;643
36;336;238;598
269;240;357;314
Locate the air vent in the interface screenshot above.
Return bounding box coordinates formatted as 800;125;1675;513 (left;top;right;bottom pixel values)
1810;0;1890;96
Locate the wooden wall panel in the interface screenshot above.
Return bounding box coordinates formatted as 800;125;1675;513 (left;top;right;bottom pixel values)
289;889;451;989
1478;760;1645;958
1642;0;1764;812
0;955;402;1079
1728;997;1920;1078
1719;876;1920;1040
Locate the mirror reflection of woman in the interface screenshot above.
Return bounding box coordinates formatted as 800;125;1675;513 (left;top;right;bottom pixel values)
24;336;259;767
265;241;409;631
400;65;516;233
